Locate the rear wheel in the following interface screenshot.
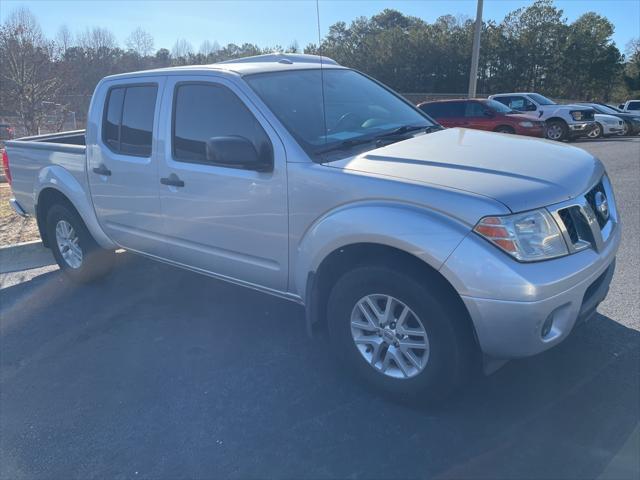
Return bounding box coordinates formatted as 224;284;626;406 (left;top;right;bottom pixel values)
620;121;630;136
327;265;472;402
587;122;603;139
546;120;568;141
46;204;114;283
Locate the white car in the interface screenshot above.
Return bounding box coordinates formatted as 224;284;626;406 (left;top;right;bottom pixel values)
588;113;625;138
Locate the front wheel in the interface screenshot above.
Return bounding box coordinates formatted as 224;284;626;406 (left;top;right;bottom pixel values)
494;125;515;134
327;265;472;402
46;204;114;283
587;122;603;139
546;120;568;141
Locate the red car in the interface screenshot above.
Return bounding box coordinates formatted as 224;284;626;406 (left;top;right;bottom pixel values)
418;99;545;138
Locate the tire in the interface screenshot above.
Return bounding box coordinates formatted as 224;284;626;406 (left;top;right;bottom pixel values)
620;121;630;136
587;122;603;139
46;203;114;283
327;265;472;402
546;120;568;141
494;125;515;134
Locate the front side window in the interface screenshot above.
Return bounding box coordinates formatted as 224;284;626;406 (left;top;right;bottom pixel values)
245;69;434;157
102;84;157;157
172;83;272;166
484;99;514;114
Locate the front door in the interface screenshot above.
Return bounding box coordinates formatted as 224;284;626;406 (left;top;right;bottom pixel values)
88;78;167;258
157;76;289;292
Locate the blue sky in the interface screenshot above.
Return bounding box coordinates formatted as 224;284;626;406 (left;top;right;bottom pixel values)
2;1;639;53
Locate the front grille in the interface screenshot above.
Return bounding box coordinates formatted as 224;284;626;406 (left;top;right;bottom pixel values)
585;181;607;228
558;209;578;243
551;175;616;254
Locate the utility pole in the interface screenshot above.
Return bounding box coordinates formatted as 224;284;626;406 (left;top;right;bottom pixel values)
468;0;484;98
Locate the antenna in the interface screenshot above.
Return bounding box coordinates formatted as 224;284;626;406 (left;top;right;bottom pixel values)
316;0;328;146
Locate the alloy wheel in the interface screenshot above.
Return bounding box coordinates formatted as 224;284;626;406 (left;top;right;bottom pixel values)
55;219;83;269
350;294;429;379
547;124;564;140
587;124;602;139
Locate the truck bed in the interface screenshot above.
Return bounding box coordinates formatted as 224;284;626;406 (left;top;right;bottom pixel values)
5;130;88;216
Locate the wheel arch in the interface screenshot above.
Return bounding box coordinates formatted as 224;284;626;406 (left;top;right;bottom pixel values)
34;165;115;249
493;124;515;133
305;242;481;358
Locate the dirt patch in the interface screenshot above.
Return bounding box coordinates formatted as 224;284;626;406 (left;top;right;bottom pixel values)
0;184;40;245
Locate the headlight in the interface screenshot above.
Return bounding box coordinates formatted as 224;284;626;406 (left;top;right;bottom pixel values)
473;209;568;262
571;111;584;121
518;121;534;128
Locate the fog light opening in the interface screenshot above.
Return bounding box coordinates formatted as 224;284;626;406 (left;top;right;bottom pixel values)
541;315;554;339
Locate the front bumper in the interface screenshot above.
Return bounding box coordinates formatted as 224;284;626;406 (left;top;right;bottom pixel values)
568;121;596;138
440;212;621;359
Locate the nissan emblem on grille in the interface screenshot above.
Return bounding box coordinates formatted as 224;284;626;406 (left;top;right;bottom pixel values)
594;191;609;221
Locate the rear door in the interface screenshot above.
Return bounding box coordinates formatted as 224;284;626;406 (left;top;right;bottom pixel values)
463;101;492;130
88;77;167;257
442;101;466;127
156;75;289;291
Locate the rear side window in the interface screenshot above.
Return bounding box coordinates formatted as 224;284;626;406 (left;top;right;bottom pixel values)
172;83;271;166
464;102;487;117
419;102;464;118
102;84;158;157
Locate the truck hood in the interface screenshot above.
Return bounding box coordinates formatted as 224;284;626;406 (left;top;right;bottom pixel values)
325;128;604;212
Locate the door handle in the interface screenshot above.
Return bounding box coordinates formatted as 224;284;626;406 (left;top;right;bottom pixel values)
92;165;111;176
160;174;185;187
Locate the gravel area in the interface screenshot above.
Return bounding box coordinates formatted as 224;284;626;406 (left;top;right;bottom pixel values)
0;183;40;245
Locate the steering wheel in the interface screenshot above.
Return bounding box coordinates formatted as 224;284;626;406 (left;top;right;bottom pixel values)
331;112;362;132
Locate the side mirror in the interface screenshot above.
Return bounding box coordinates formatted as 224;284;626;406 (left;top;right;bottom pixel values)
206;136;272;172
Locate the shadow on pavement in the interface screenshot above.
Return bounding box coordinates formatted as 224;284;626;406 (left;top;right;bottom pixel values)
1;253;639;479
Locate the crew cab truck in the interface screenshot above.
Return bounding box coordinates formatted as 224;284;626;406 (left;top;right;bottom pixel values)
5;54;620;400
489;92;596;142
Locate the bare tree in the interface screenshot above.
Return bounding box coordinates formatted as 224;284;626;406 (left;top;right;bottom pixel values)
287;40;300;53
171;38;194;60
0;7;62;135
77;26;117;52
199;39;220;56
126;27;154;57
55;24;73;56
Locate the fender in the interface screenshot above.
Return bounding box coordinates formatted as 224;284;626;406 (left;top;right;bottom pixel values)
292;201;471;298
35;165;116;250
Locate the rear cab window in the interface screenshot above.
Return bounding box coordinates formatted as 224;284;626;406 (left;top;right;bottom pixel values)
102;84;158;157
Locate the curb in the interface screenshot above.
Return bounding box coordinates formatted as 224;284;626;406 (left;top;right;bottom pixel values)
0;240;55;274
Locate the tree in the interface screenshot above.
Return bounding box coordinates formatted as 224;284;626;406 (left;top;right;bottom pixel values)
77;26;117;52
125;27;154;57
55;24;73;57
171;38;193;63
0;7;62;135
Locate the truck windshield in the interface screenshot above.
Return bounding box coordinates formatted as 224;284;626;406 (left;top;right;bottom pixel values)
245;68;434;158
528;93;556;105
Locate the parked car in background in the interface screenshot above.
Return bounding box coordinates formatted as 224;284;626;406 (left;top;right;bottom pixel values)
585;112;624;138
618;100;640;112
489;92;596;141
418;99;545;138
576;102;640;136
4;54;621;399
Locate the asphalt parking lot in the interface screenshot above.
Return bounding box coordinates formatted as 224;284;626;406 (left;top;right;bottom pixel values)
1;137;639;480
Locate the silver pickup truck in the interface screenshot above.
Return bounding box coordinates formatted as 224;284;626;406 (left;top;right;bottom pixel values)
4;54;620;400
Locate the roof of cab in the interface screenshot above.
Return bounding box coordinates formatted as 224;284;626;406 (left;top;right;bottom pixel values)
103;53;343;80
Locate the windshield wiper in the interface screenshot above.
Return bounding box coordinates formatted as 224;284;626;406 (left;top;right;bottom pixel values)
375;124;440;139
315;136;379;155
